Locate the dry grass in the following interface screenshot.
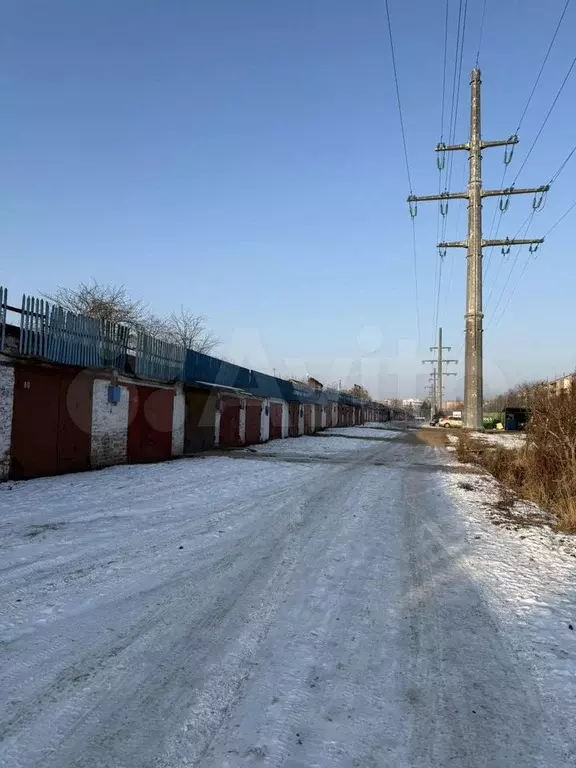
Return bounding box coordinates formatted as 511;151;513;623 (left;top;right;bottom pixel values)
454;388;576;533
417;429;448;448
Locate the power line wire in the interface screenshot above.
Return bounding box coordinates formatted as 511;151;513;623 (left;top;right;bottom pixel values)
485;211;535;327
485;2;571;296
440;0;450;143
384;0;421;345
482;164;509;284
543;198;576;237
550;143;576;183
432;0;451;341
490;249;536;330
515;0;572;134
513;50;576;184
475;0;488;67
411;218;422;347
445;0;469;194
385;0;413;193
435;0;468;344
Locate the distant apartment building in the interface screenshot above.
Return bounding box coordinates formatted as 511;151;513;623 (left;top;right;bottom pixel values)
547;373;575;395
402;398;423;409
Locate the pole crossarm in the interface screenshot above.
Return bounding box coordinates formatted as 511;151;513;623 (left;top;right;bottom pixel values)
481;137;519;149
437;143;469;152
435;137;519;153
408;192;468;202
482;185;550;198
438;241;468;248
482;238;545;247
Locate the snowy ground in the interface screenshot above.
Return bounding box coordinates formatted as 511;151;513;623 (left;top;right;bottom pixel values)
1;427;575;767
446;430;526;450
248;433;378;457
322;425;403;440
474;431;527;448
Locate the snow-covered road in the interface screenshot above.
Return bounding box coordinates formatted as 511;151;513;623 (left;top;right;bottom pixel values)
1;426;575;767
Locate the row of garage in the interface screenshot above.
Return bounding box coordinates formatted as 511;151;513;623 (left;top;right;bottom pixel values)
0;357;389;482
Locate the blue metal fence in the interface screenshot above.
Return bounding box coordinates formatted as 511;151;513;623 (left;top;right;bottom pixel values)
7;286;368;407
19;294;129;368
135;332;186;381
0;286;7;352
185;350;251;390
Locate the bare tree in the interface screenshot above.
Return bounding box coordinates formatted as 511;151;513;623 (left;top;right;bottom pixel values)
42;280;153;330
41;281;219;354
158;307;219;354
344;384;371;402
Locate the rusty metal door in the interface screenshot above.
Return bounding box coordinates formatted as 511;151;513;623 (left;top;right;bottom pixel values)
11;365;92;480
219;396;241;447
270;403;283;439
245;398;261;445
127;385;173;463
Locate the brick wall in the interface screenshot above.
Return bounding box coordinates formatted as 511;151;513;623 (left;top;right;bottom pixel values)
90;378;129;469
0;359;14;480
171;385;185;457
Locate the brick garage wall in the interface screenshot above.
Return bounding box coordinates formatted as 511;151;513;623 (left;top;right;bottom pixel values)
90;378;129;468
172;385;185;457
0;359;14;480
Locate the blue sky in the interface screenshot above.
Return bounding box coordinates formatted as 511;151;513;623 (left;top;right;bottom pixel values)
1;0;574;400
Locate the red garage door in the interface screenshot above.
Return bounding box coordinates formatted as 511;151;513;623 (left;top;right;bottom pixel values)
245;398;261;446
270;403;283;439
304;404;313;434
289;403;299;437
127;385;173;464
219;396;241;448
11;365;92;480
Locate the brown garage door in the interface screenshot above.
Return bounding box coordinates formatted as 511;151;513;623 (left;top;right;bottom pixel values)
185;387;217;453
304;404;313;434
315;405;322;431
127;385;173;464
245;398;261;446
289;402;299;437
11;365;92;480
219;396;241;448
270;403;283;440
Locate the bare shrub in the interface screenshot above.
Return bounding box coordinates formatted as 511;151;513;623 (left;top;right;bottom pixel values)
457;386;576;533
455;431;475;463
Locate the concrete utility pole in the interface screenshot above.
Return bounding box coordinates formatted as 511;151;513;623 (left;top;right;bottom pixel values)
426;369;438;419
422;327;457;415
408;69;548;430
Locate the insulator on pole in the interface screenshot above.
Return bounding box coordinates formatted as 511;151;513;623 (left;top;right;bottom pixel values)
532;189;547;211
436;142;446;170
503;135;517;165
